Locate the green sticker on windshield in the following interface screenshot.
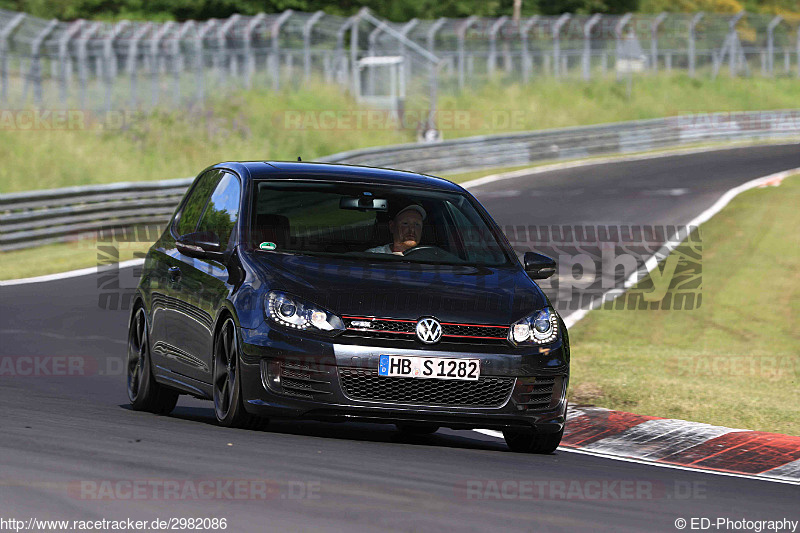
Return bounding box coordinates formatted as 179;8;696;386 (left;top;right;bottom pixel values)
260;242;277;251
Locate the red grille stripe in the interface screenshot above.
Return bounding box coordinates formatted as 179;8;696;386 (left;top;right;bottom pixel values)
346;328;414;335
442;322;507;328
343;316;508;329
443;334;507;340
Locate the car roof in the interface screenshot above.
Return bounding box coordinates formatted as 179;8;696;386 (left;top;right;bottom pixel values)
214;161;465;193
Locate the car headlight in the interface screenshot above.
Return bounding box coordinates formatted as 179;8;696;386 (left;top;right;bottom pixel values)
508;307;559;346
265;291;345;336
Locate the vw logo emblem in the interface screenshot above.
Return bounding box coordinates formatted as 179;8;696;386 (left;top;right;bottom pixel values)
416;318;442;344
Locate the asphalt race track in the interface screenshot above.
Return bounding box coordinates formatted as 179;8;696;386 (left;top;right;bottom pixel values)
1;144;799;532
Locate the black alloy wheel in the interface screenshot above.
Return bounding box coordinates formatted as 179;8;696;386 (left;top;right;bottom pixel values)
213;317;267;429
127;306;179;414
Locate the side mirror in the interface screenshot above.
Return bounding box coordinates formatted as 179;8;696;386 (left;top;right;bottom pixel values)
523;252;556;279
176;231;225;262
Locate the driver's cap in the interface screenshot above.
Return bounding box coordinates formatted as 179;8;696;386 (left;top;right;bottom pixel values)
394;203;427;221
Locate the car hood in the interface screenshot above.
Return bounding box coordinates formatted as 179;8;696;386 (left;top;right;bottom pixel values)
243;251;547;325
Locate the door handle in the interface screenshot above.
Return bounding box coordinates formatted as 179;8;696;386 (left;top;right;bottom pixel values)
168;266;181;283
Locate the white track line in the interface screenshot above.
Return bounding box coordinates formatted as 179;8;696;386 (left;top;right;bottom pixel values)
561;167;799;328
0;258;145;287
472;429;800;486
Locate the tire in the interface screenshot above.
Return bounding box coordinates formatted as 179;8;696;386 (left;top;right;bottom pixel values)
503;427;564;454
395;423;440;435
127;306;179;415
213;317;268;430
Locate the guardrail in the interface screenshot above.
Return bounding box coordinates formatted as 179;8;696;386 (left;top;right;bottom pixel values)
2;109;799;251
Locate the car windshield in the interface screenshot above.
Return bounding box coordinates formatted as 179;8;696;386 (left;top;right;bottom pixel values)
248;180;513;267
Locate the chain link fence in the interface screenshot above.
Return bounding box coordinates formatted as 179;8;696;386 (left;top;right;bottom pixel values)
0;8;798;114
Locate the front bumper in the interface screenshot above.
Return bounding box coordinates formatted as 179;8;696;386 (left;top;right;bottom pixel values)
239;327;569;432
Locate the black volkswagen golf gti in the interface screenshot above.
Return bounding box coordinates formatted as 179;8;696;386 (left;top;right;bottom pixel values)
127;161;569;453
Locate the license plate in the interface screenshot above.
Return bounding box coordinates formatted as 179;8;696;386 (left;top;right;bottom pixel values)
378;355;480;381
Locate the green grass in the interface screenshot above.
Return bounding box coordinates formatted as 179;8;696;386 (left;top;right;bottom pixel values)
438;74;800;138
3;73;800;193
0;238;154;280
567;175;800;435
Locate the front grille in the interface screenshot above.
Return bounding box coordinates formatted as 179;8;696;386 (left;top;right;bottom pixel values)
338;367;515;407
443;324;508;339
351;318;416;335
343;316;509;345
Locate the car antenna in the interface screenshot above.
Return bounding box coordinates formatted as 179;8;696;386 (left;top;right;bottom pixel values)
297;156;302;162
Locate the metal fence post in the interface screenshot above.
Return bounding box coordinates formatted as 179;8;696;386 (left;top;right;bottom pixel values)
303;11;324;80
334;14;357;86
58;20;83;105
271;10;293;91
195;20;217;104
583;14;601;80
127;23;152;109
688;12;703;77
150;22;175;106
173;21;195;106
75;22;102;109
351;9;365;96
399;19;418;80
1;13;26;105
103;20;129;113
503;21;513;73
427;17;448;54
521;16;540;83
26;19;59;106
458;16;478;89
366;23;383;95
614;13;632;80
727;11;745;77
650;12;667;72
243;14;265;90
218;14;241;84
766;15;782;77
553;13;571;78
488;16;507;77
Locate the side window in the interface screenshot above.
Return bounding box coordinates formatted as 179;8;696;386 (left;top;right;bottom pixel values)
175;170;222;236
197;173;241;249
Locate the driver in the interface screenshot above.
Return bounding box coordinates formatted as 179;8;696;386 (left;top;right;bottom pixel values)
366;204;426;255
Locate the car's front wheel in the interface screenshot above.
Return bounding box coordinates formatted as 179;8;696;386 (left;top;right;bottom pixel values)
502;427;564;454
127;306;179;414
213;317;267;430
